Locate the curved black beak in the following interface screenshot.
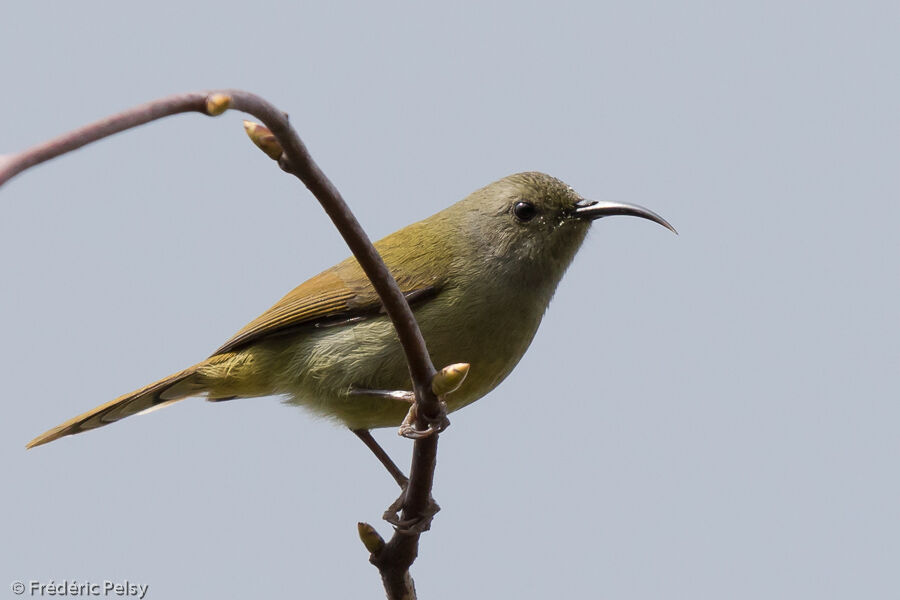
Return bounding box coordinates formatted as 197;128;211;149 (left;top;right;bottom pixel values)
574;199;677;234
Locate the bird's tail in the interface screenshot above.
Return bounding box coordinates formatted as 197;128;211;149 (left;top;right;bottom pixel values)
26;356;228;449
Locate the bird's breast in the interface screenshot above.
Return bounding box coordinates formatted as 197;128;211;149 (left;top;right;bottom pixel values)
415;278;550;410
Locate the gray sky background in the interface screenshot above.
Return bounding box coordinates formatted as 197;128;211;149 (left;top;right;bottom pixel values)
2;2;898;598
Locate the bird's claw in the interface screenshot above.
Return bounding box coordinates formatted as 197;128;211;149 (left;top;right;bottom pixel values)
397;402;450;439
383;490;441;534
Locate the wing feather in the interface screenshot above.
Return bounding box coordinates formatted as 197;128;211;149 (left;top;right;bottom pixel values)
212;256;440;356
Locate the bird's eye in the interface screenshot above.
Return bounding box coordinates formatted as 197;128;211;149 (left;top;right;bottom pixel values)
513;201;537;222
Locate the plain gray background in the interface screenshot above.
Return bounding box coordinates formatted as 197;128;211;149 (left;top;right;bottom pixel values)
2;2;898;598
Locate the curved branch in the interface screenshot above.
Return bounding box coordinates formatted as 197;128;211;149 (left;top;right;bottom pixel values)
0;90;444;599
0;93;209;186
224;91;439;410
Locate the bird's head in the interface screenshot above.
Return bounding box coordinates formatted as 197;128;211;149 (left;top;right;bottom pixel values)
446;172;675;288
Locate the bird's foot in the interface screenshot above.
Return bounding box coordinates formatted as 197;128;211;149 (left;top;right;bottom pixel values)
347;385;449;439
383;488;441;534
398;402;450;439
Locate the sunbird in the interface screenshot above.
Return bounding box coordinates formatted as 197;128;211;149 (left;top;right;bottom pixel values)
27;172;674;448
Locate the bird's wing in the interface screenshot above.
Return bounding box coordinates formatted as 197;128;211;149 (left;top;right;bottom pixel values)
212;256;441;356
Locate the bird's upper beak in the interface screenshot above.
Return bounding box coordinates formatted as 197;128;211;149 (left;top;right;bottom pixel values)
573;199;677;234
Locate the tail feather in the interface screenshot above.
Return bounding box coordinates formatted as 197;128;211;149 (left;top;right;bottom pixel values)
27;363;206;449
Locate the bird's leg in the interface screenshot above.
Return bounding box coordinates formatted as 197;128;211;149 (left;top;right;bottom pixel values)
350;427;441;532
351;428;407;488
347;386;449;439
347;395;443;531
348;383;453;531
348;388;416;403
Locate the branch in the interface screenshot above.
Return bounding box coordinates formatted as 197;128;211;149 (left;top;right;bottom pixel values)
0;90;444;599
0;93;210;186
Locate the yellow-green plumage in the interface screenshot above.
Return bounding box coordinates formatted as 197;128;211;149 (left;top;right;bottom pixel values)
27;172;672;448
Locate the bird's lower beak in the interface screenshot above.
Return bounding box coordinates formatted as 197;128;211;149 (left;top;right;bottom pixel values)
574;200;677;234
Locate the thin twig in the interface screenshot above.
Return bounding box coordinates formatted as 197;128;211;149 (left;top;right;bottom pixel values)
0;93;209;186
0;90;445;599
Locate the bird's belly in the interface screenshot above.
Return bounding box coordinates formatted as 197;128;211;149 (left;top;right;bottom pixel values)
272;290;543;429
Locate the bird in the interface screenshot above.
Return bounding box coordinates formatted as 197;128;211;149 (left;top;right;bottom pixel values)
27;172;674;449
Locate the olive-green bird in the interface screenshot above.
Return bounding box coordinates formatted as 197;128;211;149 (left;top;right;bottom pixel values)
27;172;674;448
